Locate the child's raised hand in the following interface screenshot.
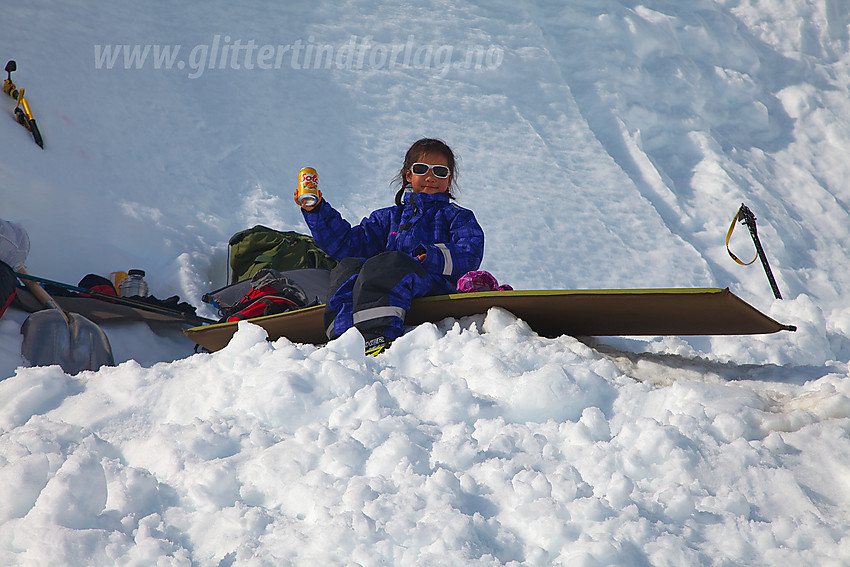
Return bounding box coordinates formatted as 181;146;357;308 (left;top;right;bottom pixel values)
294;189;322;212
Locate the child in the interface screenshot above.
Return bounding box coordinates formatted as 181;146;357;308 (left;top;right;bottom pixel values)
294;138;485;355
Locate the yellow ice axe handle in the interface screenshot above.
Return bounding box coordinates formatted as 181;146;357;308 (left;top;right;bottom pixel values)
17;94;35;121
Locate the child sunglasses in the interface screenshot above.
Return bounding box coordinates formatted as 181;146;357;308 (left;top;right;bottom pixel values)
410;162;451;178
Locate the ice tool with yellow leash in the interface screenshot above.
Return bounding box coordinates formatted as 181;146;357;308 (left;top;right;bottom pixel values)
4;60;43;148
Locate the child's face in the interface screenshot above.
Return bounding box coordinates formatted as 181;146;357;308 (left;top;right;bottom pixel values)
405;151;452;194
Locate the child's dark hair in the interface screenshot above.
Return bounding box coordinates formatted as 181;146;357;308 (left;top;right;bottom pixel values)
393;138;458;205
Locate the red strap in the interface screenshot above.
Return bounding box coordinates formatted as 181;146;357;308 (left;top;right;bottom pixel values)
0;289;16;319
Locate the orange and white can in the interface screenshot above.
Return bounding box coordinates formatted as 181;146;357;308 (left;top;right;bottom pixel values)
109;271;128;292
297;167;320;207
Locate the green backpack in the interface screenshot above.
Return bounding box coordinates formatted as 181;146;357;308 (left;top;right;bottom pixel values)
228;225;337;283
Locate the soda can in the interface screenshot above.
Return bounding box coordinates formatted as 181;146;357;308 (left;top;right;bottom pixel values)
109;271;128;292
297;167;320;207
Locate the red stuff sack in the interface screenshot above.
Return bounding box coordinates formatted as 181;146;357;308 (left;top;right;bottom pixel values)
221;269;309;322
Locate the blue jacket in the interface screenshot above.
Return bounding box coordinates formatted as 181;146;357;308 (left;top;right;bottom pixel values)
303;191;485;292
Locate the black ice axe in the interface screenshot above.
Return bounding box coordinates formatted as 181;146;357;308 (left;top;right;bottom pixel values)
18;267;114;374
725;203;783;300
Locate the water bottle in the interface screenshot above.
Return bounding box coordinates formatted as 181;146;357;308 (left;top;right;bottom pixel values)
119;269;149;297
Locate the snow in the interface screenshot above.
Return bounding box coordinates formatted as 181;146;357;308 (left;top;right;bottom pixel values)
2;0;850;564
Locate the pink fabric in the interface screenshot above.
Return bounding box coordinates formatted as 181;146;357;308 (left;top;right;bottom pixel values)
456;270;513;293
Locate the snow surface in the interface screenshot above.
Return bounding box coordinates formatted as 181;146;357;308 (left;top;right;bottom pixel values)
3;0;850;565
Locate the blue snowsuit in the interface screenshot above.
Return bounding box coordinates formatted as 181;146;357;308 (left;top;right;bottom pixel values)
302;191;485;340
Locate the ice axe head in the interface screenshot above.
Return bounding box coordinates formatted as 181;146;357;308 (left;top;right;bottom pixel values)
5;60;16;80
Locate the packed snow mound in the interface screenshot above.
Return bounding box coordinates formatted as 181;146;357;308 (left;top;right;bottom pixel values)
2;312;849;565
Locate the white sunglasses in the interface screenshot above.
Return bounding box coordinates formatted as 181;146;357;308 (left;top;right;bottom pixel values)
410;162;451;178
